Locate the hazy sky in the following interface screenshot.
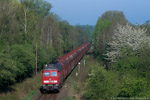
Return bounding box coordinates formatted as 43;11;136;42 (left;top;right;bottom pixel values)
46;0;150;25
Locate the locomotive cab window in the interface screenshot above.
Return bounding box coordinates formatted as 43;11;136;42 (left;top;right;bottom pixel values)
51;72;57;76
44;72;49;76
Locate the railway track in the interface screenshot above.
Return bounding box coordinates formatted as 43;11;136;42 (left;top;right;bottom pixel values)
36;93;57;100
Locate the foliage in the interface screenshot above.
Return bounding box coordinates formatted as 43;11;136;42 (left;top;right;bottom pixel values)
118;77;147;97
93;20;112;56
104;24;150;62
113;55;150;97
75;25;95;41
10;44;35;78
84;59;150;100
0;53;17;91
88;10;150;100
92;11;128;58
0;0;90;92
83;64;119;100
136;45;150;79
112;56;140;71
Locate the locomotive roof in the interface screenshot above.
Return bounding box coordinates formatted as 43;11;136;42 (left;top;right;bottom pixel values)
43;62;63;72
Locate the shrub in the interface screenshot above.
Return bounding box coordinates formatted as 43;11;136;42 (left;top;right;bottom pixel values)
118;77;147;97
10;44;35;78
112;56;140;71
83;64;119;100
0;53;17;91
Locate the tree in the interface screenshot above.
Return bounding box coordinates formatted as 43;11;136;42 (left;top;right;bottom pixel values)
104;24;150;62
0;0;91;92
0;53;17;91
92;11;128;58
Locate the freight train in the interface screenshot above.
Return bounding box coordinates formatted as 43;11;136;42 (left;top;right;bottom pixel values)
40;42;91;93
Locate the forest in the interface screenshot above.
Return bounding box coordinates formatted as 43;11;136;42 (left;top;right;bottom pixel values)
83;11;150;100
1;0;150;100
0;0;92;92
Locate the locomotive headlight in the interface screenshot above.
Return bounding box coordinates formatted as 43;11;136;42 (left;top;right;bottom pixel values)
53;80;57;83
49;78;51;80
44;81;49;83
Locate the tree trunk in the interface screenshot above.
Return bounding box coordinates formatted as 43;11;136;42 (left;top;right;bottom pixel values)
24;8;28;35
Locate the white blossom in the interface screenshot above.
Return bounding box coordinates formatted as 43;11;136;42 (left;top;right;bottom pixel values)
104;24;150;62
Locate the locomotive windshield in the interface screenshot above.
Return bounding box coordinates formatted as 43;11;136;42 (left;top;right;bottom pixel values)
51;72;57;76
44;72;49;76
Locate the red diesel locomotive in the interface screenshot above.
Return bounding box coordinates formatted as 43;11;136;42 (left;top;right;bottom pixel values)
40;42;91;93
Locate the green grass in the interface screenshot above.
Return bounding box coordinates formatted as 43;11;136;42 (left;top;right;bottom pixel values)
23;89;37;100
23;84;41;100
0;71;42;100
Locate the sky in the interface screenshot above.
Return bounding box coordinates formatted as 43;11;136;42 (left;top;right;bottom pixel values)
46;0;150;25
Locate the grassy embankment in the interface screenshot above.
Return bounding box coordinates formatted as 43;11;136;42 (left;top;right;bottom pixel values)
0;71;42;100
58;54;101;100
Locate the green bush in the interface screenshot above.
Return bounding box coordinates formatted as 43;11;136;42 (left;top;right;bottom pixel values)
83;64;119;100
0;39;9;53
83;60;150;100
112;55;150;97
118;76;147;97
136;46;150;79
0;53;17;91
10;44;35;78
112;56;140;72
